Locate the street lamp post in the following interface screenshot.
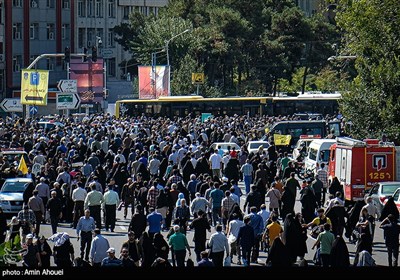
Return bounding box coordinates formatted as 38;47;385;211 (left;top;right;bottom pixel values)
165;29;190;95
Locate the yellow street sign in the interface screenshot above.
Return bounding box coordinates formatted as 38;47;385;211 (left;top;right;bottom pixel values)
20;69;49;106
192;73;204;84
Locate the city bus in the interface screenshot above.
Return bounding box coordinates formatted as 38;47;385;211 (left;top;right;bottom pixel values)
115;93;341;118
115;96;268;118
266;92;341;116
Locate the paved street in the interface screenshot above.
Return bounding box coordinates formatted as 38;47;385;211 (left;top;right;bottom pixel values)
30;181;390;268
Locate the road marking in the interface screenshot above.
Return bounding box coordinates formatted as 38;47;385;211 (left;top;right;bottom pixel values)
120;226;127;231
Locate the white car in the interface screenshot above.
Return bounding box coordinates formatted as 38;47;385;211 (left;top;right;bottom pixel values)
0;178;34;214
210;142;240;155
247;141;270;154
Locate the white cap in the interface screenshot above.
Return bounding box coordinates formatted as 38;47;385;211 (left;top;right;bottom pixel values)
106;247;115;254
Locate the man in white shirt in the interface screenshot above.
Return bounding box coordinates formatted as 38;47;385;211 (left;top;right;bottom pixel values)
226;213;245;265
222;152;231;173
209;149;222;178
72;185;88;228
208;224;230;267
148;154;161;178
102;185;119;232
257;204;270;227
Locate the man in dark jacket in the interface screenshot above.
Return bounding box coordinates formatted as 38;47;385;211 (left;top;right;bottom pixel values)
47;191;63;234
197;251;214;267
243;185;262;214
237;216;255;266
189;210;211;261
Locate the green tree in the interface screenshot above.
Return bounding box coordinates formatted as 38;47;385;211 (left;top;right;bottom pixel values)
336;0;400;142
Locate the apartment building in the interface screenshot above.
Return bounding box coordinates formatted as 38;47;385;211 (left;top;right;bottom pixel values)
0;0;168;101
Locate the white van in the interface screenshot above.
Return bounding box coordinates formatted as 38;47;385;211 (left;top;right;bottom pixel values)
304;139;336;174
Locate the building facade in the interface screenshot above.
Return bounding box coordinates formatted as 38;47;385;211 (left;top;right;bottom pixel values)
0;0;169;103
1;0;73;99
75;0;168;82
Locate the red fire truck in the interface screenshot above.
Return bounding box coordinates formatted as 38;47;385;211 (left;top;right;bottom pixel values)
328;137;400;202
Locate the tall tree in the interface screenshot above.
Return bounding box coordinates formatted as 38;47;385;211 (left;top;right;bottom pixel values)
336;0;400;142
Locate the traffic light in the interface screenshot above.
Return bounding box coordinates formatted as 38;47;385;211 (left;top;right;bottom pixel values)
83;47;88;62
92;46;97;62
64;47;70;63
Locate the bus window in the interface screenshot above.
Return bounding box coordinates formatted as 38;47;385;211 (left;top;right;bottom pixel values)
309;148;318;161
306;128;323;136
288;128;303;138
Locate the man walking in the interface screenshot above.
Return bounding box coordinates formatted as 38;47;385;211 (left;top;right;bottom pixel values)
240;159;253;194
103;185;119;232
76;209;96;261
208;224;229;267
168;225;191;267
46;191;63;234
84;185;104;229
28;190;44;236
90;228;110;267
72;184;87;229
190;210;211;261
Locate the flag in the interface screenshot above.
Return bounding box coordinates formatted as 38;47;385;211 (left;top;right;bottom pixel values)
0;235;23;266
273;134;292;146
18;155;28;175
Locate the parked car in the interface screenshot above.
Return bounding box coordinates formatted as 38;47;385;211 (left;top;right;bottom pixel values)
383;187;400;212
209;142;241;155
37;121;64;131
0;178;34;214
247;141;270;154
365;181;400;215
0;148;31;166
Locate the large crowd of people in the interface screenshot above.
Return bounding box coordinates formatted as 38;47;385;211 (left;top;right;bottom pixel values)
0;113;398;268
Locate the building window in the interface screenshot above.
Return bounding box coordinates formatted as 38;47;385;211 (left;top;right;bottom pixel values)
123;6;130;19
62;24;70;40
29;55;36;64
12;56;22;72
62;0;70;9
47;24;55;40
87;0;94;17
46;58;55;71
96;30;103;46
108;0;115;18
30;23;39;40
46;0;55;8
87;29;94;47
95;0;103;17
78;28;85;48
78;0;86;17
107;29;114;47
107;58;116;77
13;23;22;40
30;0;38;8
13;0;23;7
